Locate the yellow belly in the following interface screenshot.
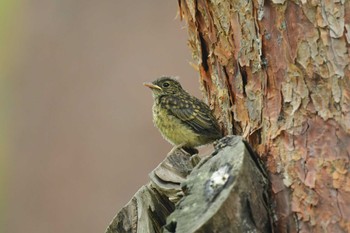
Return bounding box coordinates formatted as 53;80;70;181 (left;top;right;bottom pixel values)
153;104;203;147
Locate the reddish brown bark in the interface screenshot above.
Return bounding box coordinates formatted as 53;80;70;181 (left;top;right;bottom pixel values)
178;0;350;232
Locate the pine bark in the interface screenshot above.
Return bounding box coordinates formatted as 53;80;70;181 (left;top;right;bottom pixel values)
178;0;350;232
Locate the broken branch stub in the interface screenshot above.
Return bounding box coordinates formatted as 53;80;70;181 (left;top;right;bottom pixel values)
164;136;271;233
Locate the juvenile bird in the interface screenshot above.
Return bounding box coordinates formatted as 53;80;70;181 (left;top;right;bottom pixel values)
144;76;222;154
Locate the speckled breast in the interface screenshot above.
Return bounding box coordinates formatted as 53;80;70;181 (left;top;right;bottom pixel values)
152;103;202;147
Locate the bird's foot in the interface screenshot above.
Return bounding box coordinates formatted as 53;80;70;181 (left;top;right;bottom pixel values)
168;144;198;156
182;147;199;155
168;143;186;155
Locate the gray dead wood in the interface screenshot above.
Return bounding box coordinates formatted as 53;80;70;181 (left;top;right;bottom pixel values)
105;136;272;233
105;149;195;233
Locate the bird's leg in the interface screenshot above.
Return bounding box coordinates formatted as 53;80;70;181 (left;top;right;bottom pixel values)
168;143;186;155
168;143;199;156
182;147;199;155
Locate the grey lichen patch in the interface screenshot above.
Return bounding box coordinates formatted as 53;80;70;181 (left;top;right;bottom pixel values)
204;163;233;202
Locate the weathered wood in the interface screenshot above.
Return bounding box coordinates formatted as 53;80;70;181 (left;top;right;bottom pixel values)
105;149;195;233
105;136;271;233
105;185;174;233
164;136;271;233
149;149;199;203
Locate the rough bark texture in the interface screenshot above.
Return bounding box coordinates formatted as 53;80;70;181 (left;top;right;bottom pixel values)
105;136;271;233
178;0;350;232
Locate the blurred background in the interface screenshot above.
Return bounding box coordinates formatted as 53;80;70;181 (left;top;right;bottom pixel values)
1;1;199;233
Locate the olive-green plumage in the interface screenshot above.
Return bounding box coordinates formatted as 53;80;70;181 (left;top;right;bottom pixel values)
144;77;222;151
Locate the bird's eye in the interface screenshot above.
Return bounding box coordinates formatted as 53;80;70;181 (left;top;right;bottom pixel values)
162;82;170;88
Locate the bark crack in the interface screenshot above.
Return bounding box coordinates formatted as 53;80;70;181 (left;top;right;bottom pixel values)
199;33;209;72
240;65;247;97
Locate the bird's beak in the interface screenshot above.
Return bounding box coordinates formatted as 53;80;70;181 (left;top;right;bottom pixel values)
143;82;162;91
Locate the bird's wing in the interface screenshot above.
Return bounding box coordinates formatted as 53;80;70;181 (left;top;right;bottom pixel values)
160;95;221;137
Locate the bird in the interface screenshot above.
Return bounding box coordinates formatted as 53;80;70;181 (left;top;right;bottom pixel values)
144;76;222;154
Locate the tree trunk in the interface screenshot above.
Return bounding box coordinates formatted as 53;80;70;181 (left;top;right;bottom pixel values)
178;0;350;232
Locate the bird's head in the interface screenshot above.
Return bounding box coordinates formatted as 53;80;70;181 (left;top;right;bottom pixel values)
143;77;184;97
